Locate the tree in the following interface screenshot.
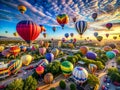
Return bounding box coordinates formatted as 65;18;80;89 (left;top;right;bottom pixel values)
59;80;66;89
117;57;120;65
70;83;76;90
60;58;66;62
49;87;56;90
67;56;76;65
23;76;37;90
87;74;100;87
5;78;24;90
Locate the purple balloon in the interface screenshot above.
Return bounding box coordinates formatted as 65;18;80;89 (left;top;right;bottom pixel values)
86;51;97;60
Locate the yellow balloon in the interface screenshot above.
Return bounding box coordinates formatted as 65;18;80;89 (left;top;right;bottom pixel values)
21;55;33;66
51;48;59;57
0;46;4;52
18;5;27;14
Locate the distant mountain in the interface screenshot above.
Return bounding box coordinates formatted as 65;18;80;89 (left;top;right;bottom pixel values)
0;36;8;38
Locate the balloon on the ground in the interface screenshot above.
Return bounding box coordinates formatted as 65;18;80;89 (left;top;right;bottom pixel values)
86;51;97;60
37;59;49;67
75;20;87;37
18;5;27;14
51;48;59;57
88;64;97;74
20;46;27;52
21;55;33;65
61;61;73;77
8;59;22;74
103;46;112;52
0;46;4;52
44;73;53;84
112;49;120;55
2;49;11;58
36;65;44;75
39;47;46;55
106;51;116;59
80;46;89;55
72;67;88;84
45;53;54;62
39;40;44;47
9;46;20;57
109;43;116;49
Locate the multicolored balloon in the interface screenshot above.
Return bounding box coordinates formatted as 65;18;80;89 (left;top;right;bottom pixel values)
92;13;97;21
72;67;88;84
8;59;22;74
96;36;103;42
56;14;69;29
21;55;33;66
9;46;20;57
45;53;54;62
37;59;49;67
88;64;97;74
61;61;73;77
106;23;112;29
75;21;87;38
39;47;46;55
80;46;89;55
86;51;97;60
36;65;44;75
65;33;69;38
106;51;116;59
39;25;46;32
51;48;59;57
16;20;41;45
18;5;27;14
44;73;53;84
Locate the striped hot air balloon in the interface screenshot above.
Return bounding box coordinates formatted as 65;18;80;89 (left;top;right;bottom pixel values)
37;59;49;67
45;53;54;62
51;48;59;57
75;21;87;38
88;64;97;74
44;73;54;84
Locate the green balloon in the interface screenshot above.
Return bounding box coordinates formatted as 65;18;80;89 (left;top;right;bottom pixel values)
106;51;116;59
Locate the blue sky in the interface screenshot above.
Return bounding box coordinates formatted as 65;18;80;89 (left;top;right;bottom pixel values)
0;0;120;40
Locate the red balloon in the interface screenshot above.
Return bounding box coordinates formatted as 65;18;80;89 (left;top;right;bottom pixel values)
106;33;109;38
106;23;112;29
16;20;41;44
36;65;44;75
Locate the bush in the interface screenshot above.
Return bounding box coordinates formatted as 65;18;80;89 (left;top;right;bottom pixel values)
49;87;56;90
59;80;66;89
117;57;120;65
70;83;76;90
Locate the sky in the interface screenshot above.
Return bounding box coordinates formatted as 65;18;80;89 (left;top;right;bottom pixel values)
0;0;120;40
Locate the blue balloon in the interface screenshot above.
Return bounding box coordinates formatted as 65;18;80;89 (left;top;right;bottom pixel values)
45;53;54;62
65;33;69;38
106;51;116;59
86;51;97;60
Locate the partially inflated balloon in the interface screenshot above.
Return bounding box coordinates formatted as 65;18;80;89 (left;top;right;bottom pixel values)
51;48;59;57
75;21;87;37
18;5;27;14
61;61;73;77
39;47;46;55
106;23;112;29
16;20;41;45
56;14;69;29
80;46;89;55
45;53;54;62
21;55;33;65
96;36;103;42
106;51;116;59
86;51;97;60
9;46;20;57
88;64;97;74
0;46;4;52
36;65;44;75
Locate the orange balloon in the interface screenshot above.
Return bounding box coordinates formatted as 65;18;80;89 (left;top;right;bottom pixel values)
44;73;53;84
103;46;112;52
9;46;20;57
80;46;89;55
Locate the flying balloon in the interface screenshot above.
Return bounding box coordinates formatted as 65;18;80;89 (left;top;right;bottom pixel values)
13;32;18;37
105;33;109;38
72;17;77;23
18;5;27;14
113;36;117;40
94;32;98;37
16;20;41;46
96;36;103;42
43;33;47;38
106;23;112;29
70;33;74;37
65;33;69;38
75;21;87;38
92;13;97;21
39;25;46;32
52;27;56;32
56;14;69;29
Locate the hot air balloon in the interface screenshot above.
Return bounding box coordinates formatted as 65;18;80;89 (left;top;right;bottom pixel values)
45;53;54;62
94;32;98;37
44;73;53;84
37;59;49;67
43;33;47;38
88;64;97;74
51;38;54;41
113;36;117;40
75;21;87;38
56;14;69;29
70;39;73;43
2;49;11;58
36;65;44;75
39;47;46;55
106;23;112;29
21;55;33;66
39;25;46;32
51;48;59;57
44;42;49;48
70;33;74;37
13;32;18;37
18;5;27;14
16;20;41;46
109;43;116;49
39;40;44;47
20;46;27;52
8;59;22;74
9;46;20;57
72;17;77;23
0;46;4;52
105;33;109;38
62;38;66;42
65;33;69;38
52;27;56;32
61;61;73;77
106;51;116;59
86;51;97;60
80;46;89;55
103;46;112;52
72;67;88;84
73;38;77;43
92;13;97;21
96;36;103;42
112;49;120;55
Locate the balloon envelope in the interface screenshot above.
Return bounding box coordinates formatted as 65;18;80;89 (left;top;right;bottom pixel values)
44;73;53;84
39;47;46;55
45;53;54;62
18;5;27;14
37;59;49;67
88;64;97;74
51;48;59;57
80;46;89;55
36;65;44;75
106;51;116;59
103;46;112;52
9;46;20;57
21;55;33;65
86;51;97;60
